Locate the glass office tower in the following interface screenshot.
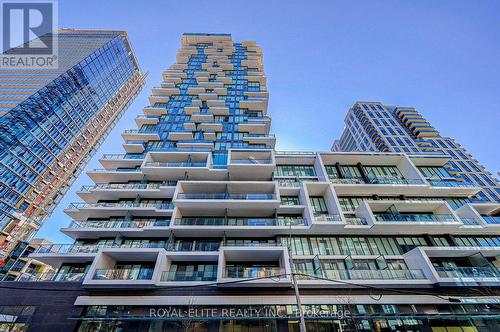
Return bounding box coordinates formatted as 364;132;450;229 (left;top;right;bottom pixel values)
2;34;499;332
0;29;144;264
333;101;500;202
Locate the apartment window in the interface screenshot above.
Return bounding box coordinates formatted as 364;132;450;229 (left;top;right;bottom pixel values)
418;166;451;179
340;166;362;179
363;166;403;179
309;196;328;215
324;166;340;178
275;165;316;177
337;197;366;212
281;196;300;205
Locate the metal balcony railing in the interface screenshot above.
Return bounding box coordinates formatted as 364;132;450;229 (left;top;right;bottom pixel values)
374;213;456;223
176;193;275;200
224;266;284;279
93;268;154;280
435;266;500;279
161;270;217;281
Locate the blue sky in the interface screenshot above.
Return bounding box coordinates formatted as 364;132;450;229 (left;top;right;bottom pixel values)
36;0;500;243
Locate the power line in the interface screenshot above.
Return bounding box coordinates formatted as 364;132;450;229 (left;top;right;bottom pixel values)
0;271;494;305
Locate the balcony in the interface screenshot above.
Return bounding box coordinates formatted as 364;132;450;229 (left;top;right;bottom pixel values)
344;217;368;225
144;161;206;168
65;202;174;220
170;241;221;251
299;269;425;281
92;268;154;281
314;212;342;221
374;213;456;223
34;243;107;254
176;193;274;200
428;179;475;187
161;270;217;281
483;216;500;225
174;217;306;227
329;176;426;195
121;129;160;141
435;266;500;280
224;266;284;279
67;219;170;229
16;271;86;282
87;168;143;183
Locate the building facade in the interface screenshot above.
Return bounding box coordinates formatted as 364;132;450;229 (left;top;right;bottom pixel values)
0;29;144;263
0;238;56;281
1;33;499;332
332;101;500;203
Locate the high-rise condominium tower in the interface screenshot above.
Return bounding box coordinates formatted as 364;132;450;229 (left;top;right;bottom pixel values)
1;34;499;332
0;29;144;263
332;101;500;202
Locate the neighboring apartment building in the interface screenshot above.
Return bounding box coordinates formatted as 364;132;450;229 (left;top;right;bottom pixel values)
0;33;498;332
0;29;144;262
0;238;56;281
332;101;500;203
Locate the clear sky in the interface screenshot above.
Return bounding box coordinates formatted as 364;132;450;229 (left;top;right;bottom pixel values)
36;0;500;243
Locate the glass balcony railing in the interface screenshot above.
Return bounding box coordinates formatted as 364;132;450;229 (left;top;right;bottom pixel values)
224;266;284;279
427;180;475;188
176;193;275;200
231;159;273;164
482;216;500;225
174;217;306;226
435;266;500;279
329;177;423;185
35;243;110;254
460;217;481;225
35;242;169;254
344;217;368;225
101;154;145;160
16;271;86;282
298;269;425;280
374;213;456;223
80;181;177;192
161;270;217;281
222;241;280;247
170;242;221;251
91;168;141;173
313;214;342;222
93;268;154;281
67;202;174;210
67;219;170;229
144;161;207;167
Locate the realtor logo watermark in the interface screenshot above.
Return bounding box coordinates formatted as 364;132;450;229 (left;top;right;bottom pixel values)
0;0;58;68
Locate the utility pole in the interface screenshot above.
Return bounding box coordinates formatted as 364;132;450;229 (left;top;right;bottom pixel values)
287;221;307;332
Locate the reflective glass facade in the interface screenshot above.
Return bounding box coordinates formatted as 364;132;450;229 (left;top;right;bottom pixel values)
333;101;500;202
0;30;144;260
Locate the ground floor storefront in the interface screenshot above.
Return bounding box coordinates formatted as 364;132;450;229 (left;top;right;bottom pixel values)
74;304;500;332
